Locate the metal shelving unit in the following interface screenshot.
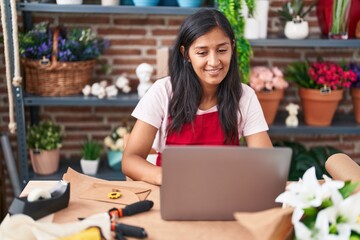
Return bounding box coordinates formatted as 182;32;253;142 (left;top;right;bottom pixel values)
18;2;204;15
249;39;360;48
10;2;360;186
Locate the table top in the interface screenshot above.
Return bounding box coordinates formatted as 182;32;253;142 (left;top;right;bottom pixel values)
21;180;250;240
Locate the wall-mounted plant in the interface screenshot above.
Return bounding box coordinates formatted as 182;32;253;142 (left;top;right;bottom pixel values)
217;0;255;84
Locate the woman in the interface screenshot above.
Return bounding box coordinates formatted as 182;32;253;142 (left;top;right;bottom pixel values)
122;9;272;185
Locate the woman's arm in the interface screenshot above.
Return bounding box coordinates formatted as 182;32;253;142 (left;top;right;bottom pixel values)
245;131;273;148
122;120;162;185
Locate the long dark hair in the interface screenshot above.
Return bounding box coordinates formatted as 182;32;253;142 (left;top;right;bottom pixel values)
168;8;242;144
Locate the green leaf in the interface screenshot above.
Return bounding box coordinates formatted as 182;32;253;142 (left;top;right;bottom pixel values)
339;181;358;198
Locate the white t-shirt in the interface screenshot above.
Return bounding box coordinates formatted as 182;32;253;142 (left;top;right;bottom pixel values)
132;76;268;153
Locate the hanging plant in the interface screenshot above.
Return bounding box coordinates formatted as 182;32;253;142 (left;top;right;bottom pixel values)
217;0;255;84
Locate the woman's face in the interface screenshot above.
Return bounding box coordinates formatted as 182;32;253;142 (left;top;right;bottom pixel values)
186;26;233;89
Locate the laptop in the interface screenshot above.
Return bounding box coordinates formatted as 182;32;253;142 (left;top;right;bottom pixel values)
160;146;292;221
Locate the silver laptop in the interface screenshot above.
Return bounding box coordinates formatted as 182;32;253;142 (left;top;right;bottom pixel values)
160;146;292;221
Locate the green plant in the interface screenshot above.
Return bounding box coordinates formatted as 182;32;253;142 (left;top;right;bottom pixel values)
277;0;317;22
284;60;316;88
217;0;254;84
274;141;342;181
330;0;351;37
81;139;102;160
27;121;63;151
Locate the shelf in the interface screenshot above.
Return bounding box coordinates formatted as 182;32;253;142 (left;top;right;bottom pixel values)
269;112;360;135
18;2;208;15
24;93;140;107
29;158;126;181
249;39;360;48
24;93;360;134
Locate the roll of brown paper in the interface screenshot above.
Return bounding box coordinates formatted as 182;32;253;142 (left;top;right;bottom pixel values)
326;153;360;193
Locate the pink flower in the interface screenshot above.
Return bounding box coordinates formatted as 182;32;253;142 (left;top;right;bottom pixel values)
249;66;288;92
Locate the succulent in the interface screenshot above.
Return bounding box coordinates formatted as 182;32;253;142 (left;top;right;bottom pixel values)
81;139;102;161
277;0;317;22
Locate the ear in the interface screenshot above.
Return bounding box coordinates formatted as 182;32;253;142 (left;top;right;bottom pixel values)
180;46;185;57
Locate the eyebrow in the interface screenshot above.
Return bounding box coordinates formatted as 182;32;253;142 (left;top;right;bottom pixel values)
193;42;231;50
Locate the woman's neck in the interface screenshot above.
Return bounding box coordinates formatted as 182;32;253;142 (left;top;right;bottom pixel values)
199;88;218;111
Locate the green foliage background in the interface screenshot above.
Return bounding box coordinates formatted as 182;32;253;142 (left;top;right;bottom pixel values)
217;0;254;84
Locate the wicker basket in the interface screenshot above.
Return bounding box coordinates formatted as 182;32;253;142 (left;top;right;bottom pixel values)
21;27;95;96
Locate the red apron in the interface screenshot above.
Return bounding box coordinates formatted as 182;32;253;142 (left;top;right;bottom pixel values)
156;111;239;166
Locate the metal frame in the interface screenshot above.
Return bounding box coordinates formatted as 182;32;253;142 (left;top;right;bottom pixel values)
3;0;29;187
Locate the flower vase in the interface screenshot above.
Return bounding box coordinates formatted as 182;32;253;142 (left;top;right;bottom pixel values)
254;0;269;39
299;88;343;126
329;0;351;39
107;150;123;171
244;18;259;39
256;89;284;125
351;88;360;123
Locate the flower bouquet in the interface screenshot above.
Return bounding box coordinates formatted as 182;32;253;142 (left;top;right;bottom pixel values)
104;126;129;170
249;66;289;125
19;22;108;96
276;166;360;240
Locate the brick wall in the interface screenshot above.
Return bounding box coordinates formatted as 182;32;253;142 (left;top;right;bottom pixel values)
0;0;360;216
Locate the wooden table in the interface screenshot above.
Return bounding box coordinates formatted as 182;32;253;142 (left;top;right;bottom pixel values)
21;180;251;240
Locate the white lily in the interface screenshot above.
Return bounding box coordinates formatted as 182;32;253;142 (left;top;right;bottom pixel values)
276;167;323;208
321;174;345;205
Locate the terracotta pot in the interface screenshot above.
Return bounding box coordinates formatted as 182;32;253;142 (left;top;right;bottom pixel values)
256;89;284;125
351;88;360;123
299;88;343;126
29;148;60;175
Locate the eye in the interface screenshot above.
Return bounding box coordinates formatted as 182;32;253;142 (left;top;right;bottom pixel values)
196;51;207;56
218;48;228;53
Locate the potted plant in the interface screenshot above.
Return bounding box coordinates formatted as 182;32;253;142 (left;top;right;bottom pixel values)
249;66;289;125
277;0;316;39
27;121;63;175
80;139;102;175
285;60;357;126
104;126;129;171
349;63;360;123
19;22;108;96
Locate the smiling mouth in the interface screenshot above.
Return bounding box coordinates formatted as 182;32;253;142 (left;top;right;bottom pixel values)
205;68;222;75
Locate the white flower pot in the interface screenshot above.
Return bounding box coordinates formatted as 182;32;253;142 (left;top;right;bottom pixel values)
80;158;100;175
56;0;83;4
284;21;309;39
254;0;269;39
245;18;259;39
101;0;120;6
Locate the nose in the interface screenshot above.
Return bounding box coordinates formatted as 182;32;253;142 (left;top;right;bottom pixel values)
208;51;220;66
